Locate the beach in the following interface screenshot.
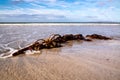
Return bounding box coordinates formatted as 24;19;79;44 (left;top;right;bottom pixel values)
0;24;120;80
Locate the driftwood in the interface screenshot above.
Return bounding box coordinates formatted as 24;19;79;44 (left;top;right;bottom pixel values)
12;34;111;56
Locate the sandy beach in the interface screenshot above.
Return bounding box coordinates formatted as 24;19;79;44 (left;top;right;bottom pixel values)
0;39;120;80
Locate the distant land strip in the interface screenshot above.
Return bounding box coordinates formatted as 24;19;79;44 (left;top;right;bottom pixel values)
0;22;120;26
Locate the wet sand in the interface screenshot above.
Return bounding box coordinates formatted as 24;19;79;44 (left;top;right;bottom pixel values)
0;40;120;80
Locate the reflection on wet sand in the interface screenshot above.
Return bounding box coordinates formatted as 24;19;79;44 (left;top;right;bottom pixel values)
0;40;120;80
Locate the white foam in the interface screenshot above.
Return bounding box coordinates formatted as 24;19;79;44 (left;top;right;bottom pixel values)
25;50;41;55
0;47;18;58
0;53;12;58
0;23;119;26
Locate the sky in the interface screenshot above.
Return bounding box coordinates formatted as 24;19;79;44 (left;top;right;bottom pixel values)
0;0;120;22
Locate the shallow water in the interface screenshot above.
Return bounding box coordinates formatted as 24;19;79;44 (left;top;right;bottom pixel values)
0;24;120;56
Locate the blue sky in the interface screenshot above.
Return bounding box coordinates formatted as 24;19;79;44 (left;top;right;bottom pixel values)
0;0;120;22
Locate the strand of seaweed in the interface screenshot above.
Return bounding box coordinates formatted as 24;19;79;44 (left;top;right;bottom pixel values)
0;34;111;58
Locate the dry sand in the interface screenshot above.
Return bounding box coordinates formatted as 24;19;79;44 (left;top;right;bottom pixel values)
0;40;120;80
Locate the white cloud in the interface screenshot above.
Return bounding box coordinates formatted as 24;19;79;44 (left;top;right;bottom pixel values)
1;0;120;22
1;7;120;22
12;0;57;3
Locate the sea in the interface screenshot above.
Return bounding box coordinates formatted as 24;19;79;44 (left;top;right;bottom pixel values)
0;23;120;58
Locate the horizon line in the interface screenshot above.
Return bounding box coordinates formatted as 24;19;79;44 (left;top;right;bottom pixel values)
0;22;120;24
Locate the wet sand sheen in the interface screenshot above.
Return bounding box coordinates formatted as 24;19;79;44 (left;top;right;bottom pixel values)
0;40;120;80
